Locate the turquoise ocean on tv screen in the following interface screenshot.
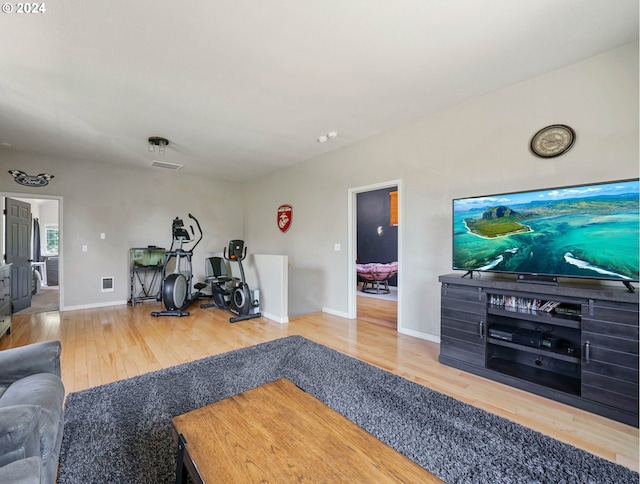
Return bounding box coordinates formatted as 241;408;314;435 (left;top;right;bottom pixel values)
453;181;640;280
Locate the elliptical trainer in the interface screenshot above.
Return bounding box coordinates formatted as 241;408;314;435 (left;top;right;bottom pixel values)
200;240;261;323
151;214;203;317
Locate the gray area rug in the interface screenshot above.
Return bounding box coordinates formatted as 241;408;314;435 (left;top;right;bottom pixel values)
59;335;638;483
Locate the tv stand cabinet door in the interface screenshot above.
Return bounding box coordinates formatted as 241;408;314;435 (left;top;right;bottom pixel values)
440;283;486;367
581;300;639;417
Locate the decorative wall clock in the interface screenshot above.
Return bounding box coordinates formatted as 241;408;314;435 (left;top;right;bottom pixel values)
530;124;575;158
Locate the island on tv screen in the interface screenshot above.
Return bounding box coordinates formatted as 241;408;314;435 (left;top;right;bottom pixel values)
452;179;640;281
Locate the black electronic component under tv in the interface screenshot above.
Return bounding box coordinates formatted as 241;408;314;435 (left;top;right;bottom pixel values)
452;178;640;291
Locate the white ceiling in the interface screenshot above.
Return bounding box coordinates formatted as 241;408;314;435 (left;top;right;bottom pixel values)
1;1;638;183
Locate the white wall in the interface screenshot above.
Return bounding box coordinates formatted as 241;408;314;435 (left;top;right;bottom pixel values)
242;42;639;339
248;254;289;323
1;155;244;309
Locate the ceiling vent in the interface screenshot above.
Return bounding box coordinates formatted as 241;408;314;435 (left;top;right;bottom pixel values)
150;160;183;171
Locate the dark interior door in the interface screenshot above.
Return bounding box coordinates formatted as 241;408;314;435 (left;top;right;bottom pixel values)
356;187;398;286
5;197;32;312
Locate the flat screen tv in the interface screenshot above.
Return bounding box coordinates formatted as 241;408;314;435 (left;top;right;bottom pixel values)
452;179;639;289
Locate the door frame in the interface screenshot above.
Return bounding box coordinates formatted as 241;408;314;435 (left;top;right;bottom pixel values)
2;191;63;311
347;179;402;329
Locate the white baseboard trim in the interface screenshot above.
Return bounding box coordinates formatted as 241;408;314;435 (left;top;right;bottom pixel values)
398;326;440;343
61;300;128;312
262;312;289;324
322;306;352;319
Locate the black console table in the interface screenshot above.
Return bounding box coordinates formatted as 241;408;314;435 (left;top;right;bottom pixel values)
438;273;639;427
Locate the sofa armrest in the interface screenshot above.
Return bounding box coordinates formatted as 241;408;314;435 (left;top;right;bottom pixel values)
0;405;42;469
0;341;61;385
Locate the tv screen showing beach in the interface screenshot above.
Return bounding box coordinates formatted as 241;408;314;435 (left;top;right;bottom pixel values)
452;179;640;281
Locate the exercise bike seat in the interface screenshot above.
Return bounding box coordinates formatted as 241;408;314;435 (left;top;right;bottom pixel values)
205;274;234;282
205;275;238;287
205;257;240;286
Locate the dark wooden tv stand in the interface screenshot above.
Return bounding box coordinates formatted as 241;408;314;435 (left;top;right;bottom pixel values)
438;273;639;427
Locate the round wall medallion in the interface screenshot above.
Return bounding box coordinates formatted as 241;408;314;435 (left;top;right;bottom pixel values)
530;124;575;158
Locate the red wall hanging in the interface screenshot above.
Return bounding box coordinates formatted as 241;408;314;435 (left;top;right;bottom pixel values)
277;204;292;233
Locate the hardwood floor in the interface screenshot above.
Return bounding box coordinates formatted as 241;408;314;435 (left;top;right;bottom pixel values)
2;298;638;472
357;293;397;328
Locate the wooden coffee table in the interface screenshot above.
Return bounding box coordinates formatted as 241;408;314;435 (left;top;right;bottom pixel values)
171;378;442;483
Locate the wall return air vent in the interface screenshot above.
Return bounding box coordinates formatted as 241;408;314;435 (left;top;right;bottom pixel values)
101;276;114;293
150;160;183;171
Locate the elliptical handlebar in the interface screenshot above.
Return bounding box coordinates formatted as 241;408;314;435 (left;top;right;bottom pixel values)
187;213;203;252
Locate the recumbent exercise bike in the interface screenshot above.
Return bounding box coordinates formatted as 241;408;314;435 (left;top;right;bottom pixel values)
200;240;261;323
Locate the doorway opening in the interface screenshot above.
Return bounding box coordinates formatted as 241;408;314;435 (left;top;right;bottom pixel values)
2;192;62;314
348;179;402;330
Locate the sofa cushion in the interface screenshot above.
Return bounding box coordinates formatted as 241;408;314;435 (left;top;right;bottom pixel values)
0;456;41;484
0;405;41;469
0;373;65;483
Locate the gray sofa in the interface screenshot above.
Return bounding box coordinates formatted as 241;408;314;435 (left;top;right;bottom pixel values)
0;340;65;484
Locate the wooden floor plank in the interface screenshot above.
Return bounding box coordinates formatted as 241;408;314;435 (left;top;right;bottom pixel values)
1;298;637;473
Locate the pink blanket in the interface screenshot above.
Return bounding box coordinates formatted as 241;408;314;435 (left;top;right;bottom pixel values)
356;262;398;281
